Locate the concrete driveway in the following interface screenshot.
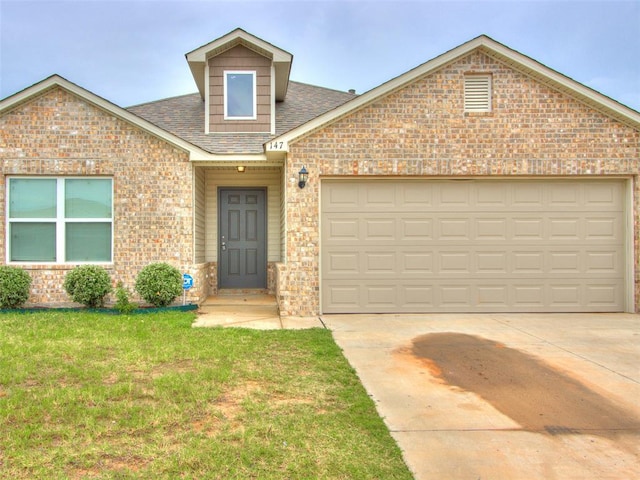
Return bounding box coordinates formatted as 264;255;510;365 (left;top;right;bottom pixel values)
322;313;640;480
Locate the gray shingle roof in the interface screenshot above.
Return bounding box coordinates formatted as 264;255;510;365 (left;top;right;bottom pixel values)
126;81;356;154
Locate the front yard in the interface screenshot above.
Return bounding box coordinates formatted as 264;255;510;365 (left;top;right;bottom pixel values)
0;311;411;479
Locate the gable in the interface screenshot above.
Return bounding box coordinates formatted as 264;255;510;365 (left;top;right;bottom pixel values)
272;35;639;154
0;86;188;160
0;75;209;158
290;50;639;164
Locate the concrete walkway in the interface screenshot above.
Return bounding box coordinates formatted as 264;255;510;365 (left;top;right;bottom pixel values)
323;313;640;480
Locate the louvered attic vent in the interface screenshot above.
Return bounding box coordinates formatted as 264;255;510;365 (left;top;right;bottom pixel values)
464;74;492;112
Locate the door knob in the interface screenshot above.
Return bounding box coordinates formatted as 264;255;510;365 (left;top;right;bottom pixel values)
221;242;226;251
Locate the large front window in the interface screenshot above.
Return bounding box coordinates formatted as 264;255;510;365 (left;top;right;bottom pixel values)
8;177;113;263
224;71;256;120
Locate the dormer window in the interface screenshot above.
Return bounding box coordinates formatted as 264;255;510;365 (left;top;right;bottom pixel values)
224;71;256;120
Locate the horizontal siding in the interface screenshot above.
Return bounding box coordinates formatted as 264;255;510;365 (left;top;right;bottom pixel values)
208;45;272;133
194;166;206;264
205;167;282;263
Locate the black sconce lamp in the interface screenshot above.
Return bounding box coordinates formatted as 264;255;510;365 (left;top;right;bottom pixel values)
298;166;308;189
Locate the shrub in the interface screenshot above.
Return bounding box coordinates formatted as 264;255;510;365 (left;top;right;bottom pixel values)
135;263;182;307
63;265;112;308
0;266;32;309
114;282;137;314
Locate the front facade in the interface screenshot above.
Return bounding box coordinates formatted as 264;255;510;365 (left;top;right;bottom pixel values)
1;29;639;314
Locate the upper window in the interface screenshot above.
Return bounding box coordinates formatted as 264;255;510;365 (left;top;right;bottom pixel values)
7;177;113;263
224;71;256;120
464;74;492;112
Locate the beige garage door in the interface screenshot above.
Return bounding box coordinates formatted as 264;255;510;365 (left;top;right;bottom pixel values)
321;179;626;313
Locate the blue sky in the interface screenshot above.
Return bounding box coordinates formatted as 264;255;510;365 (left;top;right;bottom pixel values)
1;0;639;110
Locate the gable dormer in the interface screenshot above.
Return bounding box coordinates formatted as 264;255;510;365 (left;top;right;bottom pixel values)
186;28;292;134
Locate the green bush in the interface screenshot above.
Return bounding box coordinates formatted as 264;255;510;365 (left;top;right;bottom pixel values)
114;282;137;314
63;265;112;308
135;263;182;307
0;266;32;309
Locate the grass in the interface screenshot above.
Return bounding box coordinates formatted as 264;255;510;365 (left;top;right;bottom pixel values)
0;311;412;479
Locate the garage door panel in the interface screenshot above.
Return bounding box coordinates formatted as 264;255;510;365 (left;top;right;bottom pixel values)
439;218;471;240
586;284;620;306
549;183;581;206
476;252;508;273
439;252;472;274
586;250;619;272
476;218;508;240
513;218;545;240
513;184;544;207
402;218;433;239
401;183;434;207
475;183;508;206
585;182;622;206
439;183;471;207
325;217;359;240
365;218;396;239
477;285;509;306
324;285;360;309
402;252;434;273
585;217;619;240
321;180;625;313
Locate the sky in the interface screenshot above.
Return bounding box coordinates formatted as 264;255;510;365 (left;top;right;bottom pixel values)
1;0;639;111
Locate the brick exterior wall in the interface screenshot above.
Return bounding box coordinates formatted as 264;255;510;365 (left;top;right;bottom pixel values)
0;87;205;306
282;51;640;315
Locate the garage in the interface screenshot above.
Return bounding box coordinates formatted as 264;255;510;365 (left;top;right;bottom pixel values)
321;179;627;314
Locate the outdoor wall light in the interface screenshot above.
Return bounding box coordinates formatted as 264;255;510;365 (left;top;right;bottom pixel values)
237;166;246;173
298;166;308;189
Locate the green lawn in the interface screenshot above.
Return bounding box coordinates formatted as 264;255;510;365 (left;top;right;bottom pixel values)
0;311;412;479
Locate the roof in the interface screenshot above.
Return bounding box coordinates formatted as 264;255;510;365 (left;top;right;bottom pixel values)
270;35;640;150
126;81;356;154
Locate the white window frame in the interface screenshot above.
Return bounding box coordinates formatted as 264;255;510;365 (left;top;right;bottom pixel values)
6;176;114;265
464;74;492;112
223;70;257;120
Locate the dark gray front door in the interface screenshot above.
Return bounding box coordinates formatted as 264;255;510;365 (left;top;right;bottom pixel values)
219;188;267;289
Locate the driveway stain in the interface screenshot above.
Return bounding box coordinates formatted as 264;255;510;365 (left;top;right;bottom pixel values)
410;332;640;439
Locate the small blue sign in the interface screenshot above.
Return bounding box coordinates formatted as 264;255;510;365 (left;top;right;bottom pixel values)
182;273;194;290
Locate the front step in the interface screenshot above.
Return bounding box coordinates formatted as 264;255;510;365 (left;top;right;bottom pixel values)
201;290;278;309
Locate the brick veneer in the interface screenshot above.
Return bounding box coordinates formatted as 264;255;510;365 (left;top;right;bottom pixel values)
281;52;640;315
0;87;204;305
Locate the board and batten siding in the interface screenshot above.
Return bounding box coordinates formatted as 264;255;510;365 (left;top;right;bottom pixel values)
194;166;206;264
204;167;282;262
208;45;272;133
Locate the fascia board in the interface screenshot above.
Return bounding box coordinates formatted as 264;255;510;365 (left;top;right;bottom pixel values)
0;75;212;158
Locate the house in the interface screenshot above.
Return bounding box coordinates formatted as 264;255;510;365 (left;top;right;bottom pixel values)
1;28;638;315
